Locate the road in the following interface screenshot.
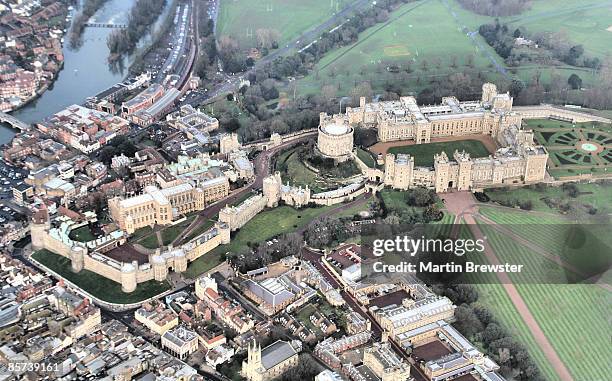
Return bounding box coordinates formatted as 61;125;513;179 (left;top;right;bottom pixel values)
184;0;375;107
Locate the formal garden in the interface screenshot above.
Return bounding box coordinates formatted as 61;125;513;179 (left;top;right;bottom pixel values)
528;119;612;177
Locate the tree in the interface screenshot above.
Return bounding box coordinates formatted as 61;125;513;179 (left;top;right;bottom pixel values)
321;84;337;101
513;28;521;38
453;305;484;338
509;78;525;97
567;73;582;90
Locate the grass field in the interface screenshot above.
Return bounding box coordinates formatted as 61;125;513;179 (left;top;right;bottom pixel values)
474;284;560;381
287;0;604;97
291;0;498;96
355;147;377;168
32;249;170;304
139;233;161;250
387;139;490;166
184;205;334;278
216;0;351;50
471;204;612;381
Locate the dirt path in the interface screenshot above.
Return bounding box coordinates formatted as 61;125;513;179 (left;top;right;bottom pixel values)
369;133;498;157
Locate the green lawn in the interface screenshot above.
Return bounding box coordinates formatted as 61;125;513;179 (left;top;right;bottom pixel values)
483;182;612;214
474;284;560;381
68;226;96;242
217;0;351;50
139;233;161;250
355;147;377;168
500;0;612;59
288;0;605;97
388;139;491;167
184;205;334;278
32;249;170;304
131;226;153;240
184;219;216;243
291;0;499;96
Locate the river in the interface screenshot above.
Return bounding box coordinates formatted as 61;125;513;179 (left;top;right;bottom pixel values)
0;0;171;145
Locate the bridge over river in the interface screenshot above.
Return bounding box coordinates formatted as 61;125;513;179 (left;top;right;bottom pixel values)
84;22;127;28
0;111;30;132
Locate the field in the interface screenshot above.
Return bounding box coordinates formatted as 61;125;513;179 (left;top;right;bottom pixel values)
501;0;612;59
184;205;334;278
472;206;612;381
291;0;498;96
483;181;612;214
386;139;490;166
32;249;170;304
216;0;351;50
525;119;612;177
288;0;605;97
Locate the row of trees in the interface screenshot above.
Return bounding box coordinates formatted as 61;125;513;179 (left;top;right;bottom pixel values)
193;7;217;80
107;0;166;59
226;232;302;273
509;58;612;109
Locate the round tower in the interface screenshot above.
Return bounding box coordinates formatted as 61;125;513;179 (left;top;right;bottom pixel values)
151;255;168;281
120;261;137;293
217;222;231;245
69;246;85;273
174;250;187;273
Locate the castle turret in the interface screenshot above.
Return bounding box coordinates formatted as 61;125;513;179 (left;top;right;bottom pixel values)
217;222;231;244
453;150;473;191
263;173;281;207
69;246;85;273
481;83;498;104
174;250;187;273
121;261;137;293
434;152;451;193
30;208;50;251
151;255;168;281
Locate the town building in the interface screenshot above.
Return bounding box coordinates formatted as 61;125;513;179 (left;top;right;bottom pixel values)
167;104;219;135
36;104;130;154
195;275;255;333
135;301;179;335
161;326;199;360
370;296;455;339
242;340;299;381
12;182;33;206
